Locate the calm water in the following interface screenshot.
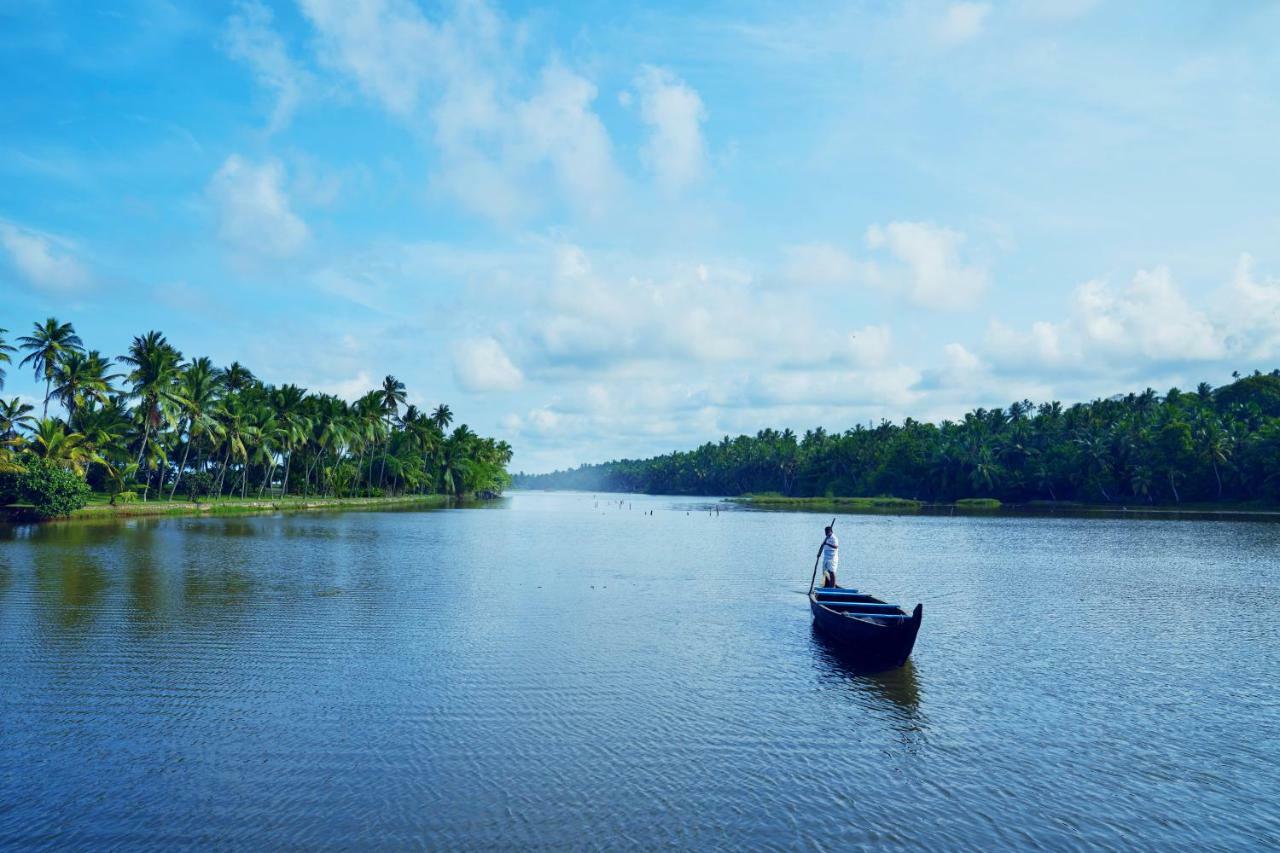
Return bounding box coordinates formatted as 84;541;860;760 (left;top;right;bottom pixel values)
1;492;1277;849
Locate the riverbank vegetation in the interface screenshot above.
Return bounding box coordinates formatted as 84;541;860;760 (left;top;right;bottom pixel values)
515;373;1280;506
0;318;511;519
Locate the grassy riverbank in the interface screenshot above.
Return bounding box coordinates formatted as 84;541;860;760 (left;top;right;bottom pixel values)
730;494;923;510
3;493;459;522
728;493;1280;520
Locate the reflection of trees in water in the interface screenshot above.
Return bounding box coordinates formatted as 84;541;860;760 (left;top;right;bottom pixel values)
181;566;255;618
810;625;926;740
35;552;109;635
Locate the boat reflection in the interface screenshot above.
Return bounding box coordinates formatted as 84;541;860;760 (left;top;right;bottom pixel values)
809;624;923;722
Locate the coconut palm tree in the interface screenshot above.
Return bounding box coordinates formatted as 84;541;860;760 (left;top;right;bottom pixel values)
219;361;257;394
118;331;186;498
73;399;133;466
17;318;84;417
0;327;14;390
52;350;119;418
28;418;98;475
0;398;37;440
212;394;250;499
270;384;308;498
376;375;407;488
431;403;453;432
168;357;222;499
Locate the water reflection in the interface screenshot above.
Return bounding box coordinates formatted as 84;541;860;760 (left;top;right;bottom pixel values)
810;625;924;728
34;554;109;635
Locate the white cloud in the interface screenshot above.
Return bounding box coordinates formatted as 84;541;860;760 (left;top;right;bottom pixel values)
224;0;307;133
935;2;991;44
516;64;620;215
1219;253;1280;360
865;221;989;310
315;370;375;401
207;155;309;260
452;337;524;392
0;221;91;291
1075;267;1222;361
634;66;707;194
984;264;1233;376
782;242;866;287
298;0;439;117
298;0;621;221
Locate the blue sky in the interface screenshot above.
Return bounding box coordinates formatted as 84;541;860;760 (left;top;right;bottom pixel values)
2;0;1279;472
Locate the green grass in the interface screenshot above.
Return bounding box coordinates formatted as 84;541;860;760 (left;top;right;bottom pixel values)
955;498;1003;509
62;493;453;521
731;494;922;510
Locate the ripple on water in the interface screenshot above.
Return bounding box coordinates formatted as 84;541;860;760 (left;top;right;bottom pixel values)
1;496;1278;848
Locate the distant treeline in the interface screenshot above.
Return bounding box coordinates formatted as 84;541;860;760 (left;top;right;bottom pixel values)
1;318;512;517
515;373;1280;505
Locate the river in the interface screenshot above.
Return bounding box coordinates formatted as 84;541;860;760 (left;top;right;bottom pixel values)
1;491;1276;848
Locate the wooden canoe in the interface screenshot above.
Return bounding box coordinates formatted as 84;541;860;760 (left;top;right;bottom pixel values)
809;585;923;671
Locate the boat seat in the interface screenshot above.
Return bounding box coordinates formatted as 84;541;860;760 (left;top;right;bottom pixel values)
817;602;901;610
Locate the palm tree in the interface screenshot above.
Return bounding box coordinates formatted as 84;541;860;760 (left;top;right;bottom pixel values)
438;424;477;496
431;403;453;432
212;394;250;499
52;350;119;418
0;397;37;440
1194;416;1230;499
0;327;14;390
219;361;257;394
270;384;308;498
117;331;186;499
29;418;98;475
376;375;407;489
17;318;84;417
73;398;133;467
168;357;223;499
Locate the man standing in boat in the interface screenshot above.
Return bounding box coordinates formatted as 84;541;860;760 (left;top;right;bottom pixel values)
817;525;839;587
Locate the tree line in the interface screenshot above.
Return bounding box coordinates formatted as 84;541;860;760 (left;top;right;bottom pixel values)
1;318;512;517
515;373;1280;505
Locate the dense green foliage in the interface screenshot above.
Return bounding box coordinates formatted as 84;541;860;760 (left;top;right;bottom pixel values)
0;456;92;519
516;373;1280;505
0;318;511;514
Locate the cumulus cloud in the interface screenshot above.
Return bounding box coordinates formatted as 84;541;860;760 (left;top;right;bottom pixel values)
207;155;309;260
935;2;991;44
985;265;1224;375
298;0;439;117
0;221;91;291
865;221;989;310
515;64;620;215
782;242;869;287
1219;253;1280;360
298;0;620;220
634;66;707;194
224;0;308;133
452;337;524;392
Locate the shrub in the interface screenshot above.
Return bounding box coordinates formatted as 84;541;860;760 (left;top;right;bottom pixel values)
14;457;92;519
185;471;214;501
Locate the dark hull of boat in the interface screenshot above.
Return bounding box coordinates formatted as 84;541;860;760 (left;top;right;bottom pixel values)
809;589;923;671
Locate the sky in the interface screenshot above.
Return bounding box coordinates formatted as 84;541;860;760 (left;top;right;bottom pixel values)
2;0;1279;472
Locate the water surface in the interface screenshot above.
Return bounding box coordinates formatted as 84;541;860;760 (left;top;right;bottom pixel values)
1;492;1277;848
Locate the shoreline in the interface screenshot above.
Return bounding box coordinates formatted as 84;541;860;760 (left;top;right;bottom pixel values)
726;494;1280;521
2;493;473;524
